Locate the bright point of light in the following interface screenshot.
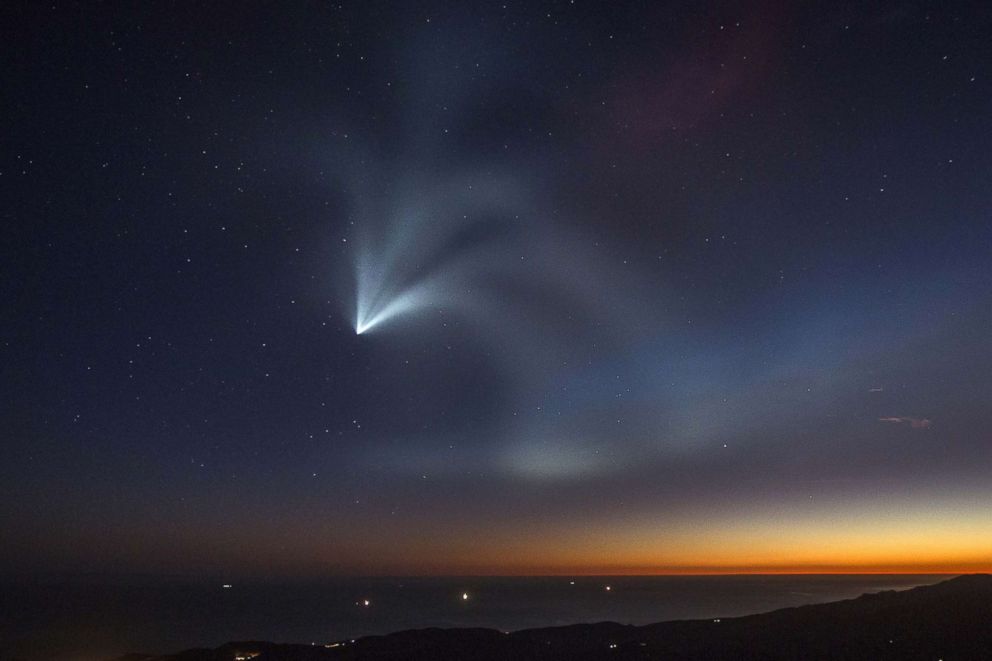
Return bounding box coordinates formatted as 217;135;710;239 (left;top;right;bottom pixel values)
462;592;469;600
354;289;424;335
605;585;611;591
222;584;232;589
363;599;371;606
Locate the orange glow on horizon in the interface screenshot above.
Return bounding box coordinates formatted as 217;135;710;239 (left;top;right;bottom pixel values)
301;502;992;577
79;489;992;579
340;559;992;577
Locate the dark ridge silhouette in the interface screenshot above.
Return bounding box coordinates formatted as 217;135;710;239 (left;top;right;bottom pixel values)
111;574;992;660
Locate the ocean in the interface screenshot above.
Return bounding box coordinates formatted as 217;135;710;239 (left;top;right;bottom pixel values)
0;574;948;660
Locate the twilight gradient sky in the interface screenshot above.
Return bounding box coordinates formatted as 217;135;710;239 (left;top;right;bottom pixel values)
3;1;992;576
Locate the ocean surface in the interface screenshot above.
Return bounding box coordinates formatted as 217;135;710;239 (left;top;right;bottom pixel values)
0;574;949;660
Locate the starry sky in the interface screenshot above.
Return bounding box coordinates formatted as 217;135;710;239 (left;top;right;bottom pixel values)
3;0;992;577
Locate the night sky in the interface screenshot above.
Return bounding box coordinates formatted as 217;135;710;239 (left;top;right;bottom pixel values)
3;1;991;577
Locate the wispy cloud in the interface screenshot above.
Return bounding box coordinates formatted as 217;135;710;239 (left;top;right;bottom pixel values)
879;416;932;429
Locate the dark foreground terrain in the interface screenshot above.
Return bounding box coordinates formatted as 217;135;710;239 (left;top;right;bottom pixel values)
115;574;991;660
